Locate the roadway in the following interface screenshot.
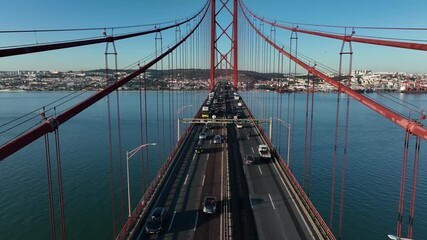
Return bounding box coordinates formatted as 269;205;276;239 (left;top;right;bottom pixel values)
233;97;316;240
137;84;230;240
135;81;324;239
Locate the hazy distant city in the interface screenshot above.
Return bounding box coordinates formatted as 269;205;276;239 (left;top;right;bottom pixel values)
1;69;426;93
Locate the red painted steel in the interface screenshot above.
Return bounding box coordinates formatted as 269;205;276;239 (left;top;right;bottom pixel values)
233;0;238;90
0;5;210;161
240;6;427;141
0;3;209;58
210;0;216;91
240;0;427;51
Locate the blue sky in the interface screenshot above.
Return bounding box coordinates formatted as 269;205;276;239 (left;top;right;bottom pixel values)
1;0;426;73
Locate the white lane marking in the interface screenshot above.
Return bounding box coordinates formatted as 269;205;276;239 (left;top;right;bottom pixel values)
202;175;205;186
192;154;197;161
194;212;199;231
258;166;263;175
184;174;189;185
251;147;255;153
220;136;224;240
247;133;250;140
249;195;253;209
271;160;315;239
168;210;177;231
243;166;246;175
206;153;210;161
268;193;276;210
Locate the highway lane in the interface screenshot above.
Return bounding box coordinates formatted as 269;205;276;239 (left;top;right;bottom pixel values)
235;100;316;240
138;89;229;239
194;124;226;239
136;123;208;240
136;82;318;240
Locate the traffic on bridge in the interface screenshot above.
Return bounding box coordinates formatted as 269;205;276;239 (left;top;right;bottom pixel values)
127;81;333;240
0;0;426;240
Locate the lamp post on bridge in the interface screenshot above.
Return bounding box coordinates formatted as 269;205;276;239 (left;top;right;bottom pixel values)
176;104;193;141
126;142;157;218
272;117;291;166
176;104;193;118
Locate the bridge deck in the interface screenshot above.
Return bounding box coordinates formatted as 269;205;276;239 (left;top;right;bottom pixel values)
132;81;331;240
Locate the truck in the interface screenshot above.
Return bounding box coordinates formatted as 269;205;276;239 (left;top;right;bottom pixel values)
258;144;271;159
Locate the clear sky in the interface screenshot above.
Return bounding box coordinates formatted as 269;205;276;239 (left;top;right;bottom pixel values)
1;0;426;73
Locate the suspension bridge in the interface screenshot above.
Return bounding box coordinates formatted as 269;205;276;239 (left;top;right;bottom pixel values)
0;0;426;239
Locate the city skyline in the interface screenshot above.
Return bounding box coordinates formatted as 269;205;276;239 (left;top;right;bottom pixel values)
1;0;426;73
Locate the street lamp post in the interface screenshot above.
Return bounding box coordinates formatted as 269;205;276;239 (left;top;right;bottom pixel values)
176;105;193;141
272;117;291;166
176;104;193;118
126;142;157;218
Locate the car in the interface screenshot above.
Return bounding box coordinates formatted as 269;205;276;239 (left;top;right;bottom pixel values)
245;154;255;164
195;145;204;154
236;123;243;129
199;132;207;140
203;196;217;214
205;123;212;129
145;207;166;234
213;135;222;143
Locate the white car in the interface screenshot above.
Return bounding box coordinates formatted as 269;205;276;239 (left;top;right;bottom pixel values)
236;123;242;129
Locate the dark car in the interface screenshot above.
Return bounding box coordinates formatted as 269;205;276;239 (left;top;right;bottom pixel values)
245;154;255;164
213;135;222;144
199;132;207;140
195;145;204;154
203;196;217;214
145;207;166;234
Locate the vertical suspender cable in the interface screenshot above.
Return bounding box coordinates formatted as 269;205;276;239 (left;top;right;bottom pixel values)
138;65;145;194
291;30;298;171
160;34;166;167
307;73;315;196
397;130;410;237
44;132;56;240
339;85;351;239
144;74;149;190
168;52;173;154
407;136;421;239
105;41;116;236
105;35;125;226
53;125;66;240
107;95;116;238
303;71;310;190
339;38;353;239
277;46;283;152
113;43;125;226
155;30;161;173
330;79;341;229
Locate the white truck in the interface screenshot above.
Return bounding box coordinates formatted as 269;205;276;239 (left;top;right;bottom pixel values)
258;144;271;159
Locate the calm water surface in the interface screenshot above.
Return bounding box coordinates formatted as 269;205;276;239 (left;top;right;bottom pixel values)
0;91;426;239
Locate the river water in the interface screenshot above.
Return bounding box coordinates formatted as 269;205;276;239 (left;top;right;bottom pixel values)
0;90;426;239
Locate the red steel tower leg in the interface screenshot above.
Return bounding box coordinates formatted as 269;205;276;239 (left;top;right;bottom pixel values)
210;0;216;91
233;0;238;90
